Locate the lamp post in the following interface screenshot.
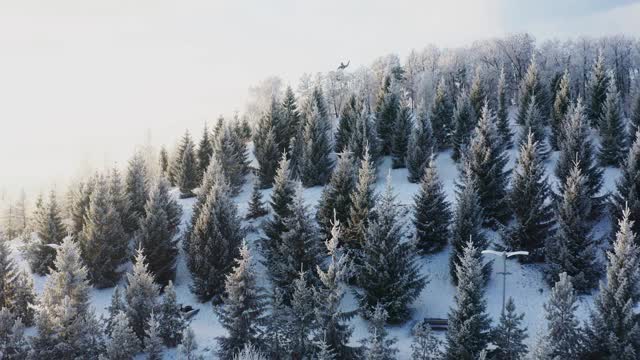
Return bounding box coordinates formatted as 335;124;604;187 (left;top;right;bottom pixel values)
481;249;529;315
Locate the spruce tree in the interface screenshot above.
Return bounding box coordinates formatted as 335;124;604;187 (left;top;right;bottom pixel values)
28;190;66;275
345;147;377;250
551;70;571;150
197;124;214;179
451;90;476;161
104;311;140;360
534;273;584;360
216;242;267;360
186;176;243;302
469;68;486;117
104;285;125;337
126;151;149;223
263;289;291;359
315;337;337;360
406;108;435;183
0;239;17;312
317;152;356;236
136;178;181;286
545;162;599;292
234;344;267;360
313;219;355;359
348;104;380;163
145;315;164;360
391;104;412;168
177;137;198;198
281;86;301;151
496;67;513;150
461;103;510;226
506;132;554;261
356;177;426;323
178;327;202;360
362;304;398;360
300;88;333;187
0;309;29;360
586;207;640;358
413;157;451;254
375;75;400;155
411;321;443;360
335;95;359;154
629;94;640;145
588;50;609;127
9;271;35;327
491;298;528;360
450;166;491;284
598;74;626;166
446;241;491;360
431;77;453;149
184;155;224;246
519;95;549;160
124;248;159;344
290;271;314;359
79;175;128;288
109;167;136;234
555;98;604;216
246;179;268;220
253;111;280;188
611;131;640;237
159;146;169;177
517;58;549;126
69;177;95;238
155;281;186;347
212;125;250;194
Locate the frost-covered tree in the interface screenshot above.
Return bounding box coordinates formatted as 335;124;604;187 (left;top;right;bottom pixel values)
496;67;513;150
0;242;17;312
104;285;125;337
611;131;640;237
362;304;398;360
431;77;453;149
629;94;640;145
159;146;169;177
545;163;599;292
450;166;491;284
551;70;571;150
197;124;214;179
588;50;609;127
178;327;202;360
317;152;356;236
534;273;584;360
348;103;380;163
300;88;333;187
234;344;267;360
469;68;486;117
491;298;528;360
109;168;135;235
0;309;29;360
375;75;400;155
246;179;268;220
263;289;291;360
446;241;491;360
406;108;435;183
125;151;149;224
391;104;412;168
186;176;243;302
519;95;549;160
212;125;250;194
356;177;426;323
155;281;186;347
461;103;510;226
173;131;198;198
104;311;140;360
598;74;626;166
136;178;181;286
216;242;267;360
345;147;377;251
411;321;443;360
281;86;301;151
69;177;95;237
9;271;35;327
253;108;281;188
335;95;359;154
413;157;450;254
30;238;104;359
124;248;159;344
505;132;554;261
517;58;549;126
79;175;128;288
145;315;164;360
27;190;65;275
289;271;314;358
451;90;476;161
586;207;640;359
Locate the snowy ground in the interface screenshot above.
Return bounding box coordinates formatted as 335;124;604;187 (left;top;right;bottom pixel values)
6;133;622;359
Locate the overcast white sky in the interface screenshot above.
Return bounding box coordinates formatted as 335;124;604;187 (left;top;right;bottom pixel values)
1;0;639;198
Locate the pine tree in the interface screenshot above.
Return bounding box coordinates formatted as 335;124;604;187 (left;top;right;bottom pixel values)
356;177;426;323
611;131;640;237
496;67;513;150
446;241;491;360
281;86;301;151
177;135;198;198
345;147;377;251
0;309;29;360
159;146;169;177
234;344;267;360
9;271;35;327
69;177;95;238
505;132;554;261
109;167;136;235
313;219;355;359
391;104;412;168
451;90;476;161
431;77;454;149
317;152;356;236
145;315;164;360
104;311;140;360
534;273;584;360
216;242;267;360
170;131;197;194
469;68;486;117
413;157;451;254
197;124;214;180
335;95;359;154
126;151;150;223
212;125;250;194
31;238;104;359
184;155;224;246
545;162;599;292
79;175;128;288
551;70;571;150
253;109;281;188
411;321;443;360
290;271;314;358
406;108;435;182
519;95;549;160
629;94;640;145
124;248;159;345
598;74;626;166
300;88;334;187
376;76;400;155
588;50;609;127
491;298;528;360
0;239;17;312
348;104;380;163
263;289;291;359
246;179;268;220
155;281;186;347
104;285;125;337
450;166;491;284
178;327;202;360
517;58;549;126
27;190;65;275
555;99;604;217
586;207;640;359
186;176;243;302
362;304;398;360
315;336;337;360
136;178;181;286
461;103;510;226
